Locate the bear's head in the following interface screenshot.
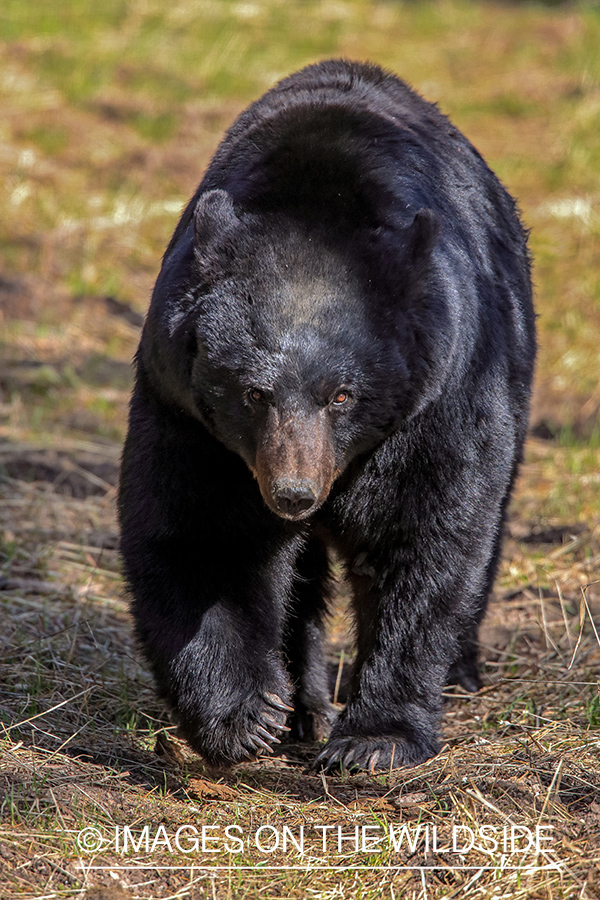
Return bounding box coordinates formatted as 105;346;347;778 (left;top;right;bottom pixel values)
150;189;442;521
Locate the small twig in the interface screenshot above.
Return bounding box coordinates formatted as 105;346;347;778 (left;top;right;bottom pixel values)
568;593;586;670
333;649;345;705
3;686;96;732
537;759;563;822
557;581;573;651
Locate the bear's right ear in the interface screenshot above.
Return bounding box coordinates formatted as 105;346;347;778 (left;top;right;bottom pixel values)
193;189;239;250
404;208;440;269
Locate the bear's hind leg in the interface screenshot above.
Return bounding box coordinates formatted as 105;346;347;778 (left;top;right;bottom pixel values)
446;622;481;694
284;537;336;742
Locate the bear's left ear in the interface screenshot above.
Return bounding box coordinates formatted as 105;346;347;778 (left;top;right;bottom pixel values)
193;189;239;249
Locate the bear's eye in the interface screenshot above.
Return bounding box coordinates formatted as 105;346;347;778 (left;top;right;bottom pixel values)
331;390;350;406
248;388;265;403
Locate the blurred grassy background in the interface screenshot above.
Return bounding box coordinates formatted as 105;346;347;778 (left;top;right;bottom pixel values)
1;0;599;442
0;0;598;520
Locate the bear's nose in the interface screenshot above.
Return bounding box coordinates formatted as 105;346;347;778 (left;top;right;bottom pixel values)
272;480;317;517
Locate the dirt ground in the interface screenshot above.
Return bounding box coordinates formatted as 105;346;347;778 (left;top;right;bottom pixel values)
1;417;599;899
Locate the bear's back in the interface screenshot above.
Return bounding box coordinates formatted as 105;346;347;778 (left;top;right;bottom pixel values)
157;60;534;404
166;61;522;253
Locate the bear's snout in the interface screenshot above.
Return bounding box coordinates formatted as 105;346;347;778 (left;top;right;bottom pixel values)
272;478;318;518
254;406;336;520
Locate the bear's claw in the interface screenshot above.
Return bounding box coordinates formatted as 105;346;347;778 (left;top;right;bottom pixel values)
233;694;292;761
256;724;281;744
313;734;437;774
265;715;290;733
249;735;275;755
263;691;294;713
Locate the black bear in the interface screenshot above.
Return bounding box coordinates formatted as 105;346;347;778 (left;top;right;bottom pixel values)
119;60;535;772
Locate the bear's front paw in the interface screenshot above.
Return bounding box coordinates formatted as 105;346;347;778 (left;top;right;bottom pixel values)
180;691;293;767
313;733;438;774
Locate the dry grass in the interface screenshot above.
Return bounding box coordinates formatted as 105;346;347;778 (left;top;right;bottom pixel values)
1;440;599;899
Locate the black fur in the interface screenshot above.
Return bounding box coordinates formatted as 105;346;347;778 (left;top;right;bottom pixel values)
119;60;535;772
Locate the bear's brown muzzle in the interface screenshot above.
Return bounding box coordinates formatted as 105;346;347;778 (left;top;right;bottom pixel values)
254;407;336;521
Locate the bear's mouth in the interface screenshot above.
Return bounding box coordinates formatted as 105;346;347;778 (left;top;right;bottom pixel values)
267;494;322;521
